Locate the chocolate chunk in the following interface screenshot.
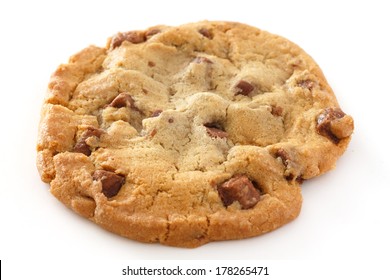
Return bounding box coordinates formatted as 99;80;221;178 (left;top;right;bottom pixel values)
110;31;146;49
271;105;283;117
84;127;104;138
275;149;304;182
317;108;347;144
296;176;304;184
93;170;125;198
73;141;91;156
234;80;254;96
275;148;290;167
109;93;136;109
198;28;213;39
204;123;228;138
297;79;315;90
217;175;261;209
73;127;104;156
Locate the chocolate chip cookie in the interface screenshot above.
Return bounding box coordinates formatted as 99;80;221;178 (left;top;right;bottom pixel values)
36;21;354;247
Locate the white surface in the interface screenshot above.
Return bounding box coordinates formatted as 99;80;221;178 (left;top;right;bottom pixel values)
1;0;389;273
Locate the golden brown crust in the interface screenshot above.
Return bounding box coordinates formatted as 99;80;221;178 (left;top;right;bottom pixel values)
46;46;106;106
37;21;353;247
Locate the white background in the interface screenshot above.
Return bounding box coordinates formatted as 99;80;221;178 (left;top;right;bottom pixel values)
1;0;389;278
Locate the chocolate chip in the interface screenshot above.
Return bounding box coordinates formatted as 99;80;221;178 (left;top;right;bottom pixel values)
110;31;146;49
168;118;174;123
84;127;103;138
316;108;347;144
193;57;213;64
151;109;163;117
275;148;290;167
297;79;315;90
204;123;228;138
217;175;261;209
296;176;304;184
73;141;91;156
73;127;104;156
109;93;136;109
234;80;254;96
198;28;213;39
93;170;125;198
274;149;303;182
148;61;156;67
271;105;283;117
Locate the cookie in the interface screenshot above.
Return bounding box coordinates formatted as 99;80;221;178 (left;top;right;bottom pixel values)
36;21;354;247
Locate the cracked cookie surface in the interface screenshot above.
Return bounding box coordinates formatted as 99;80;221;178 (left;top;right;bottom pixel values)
37;21;354;247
